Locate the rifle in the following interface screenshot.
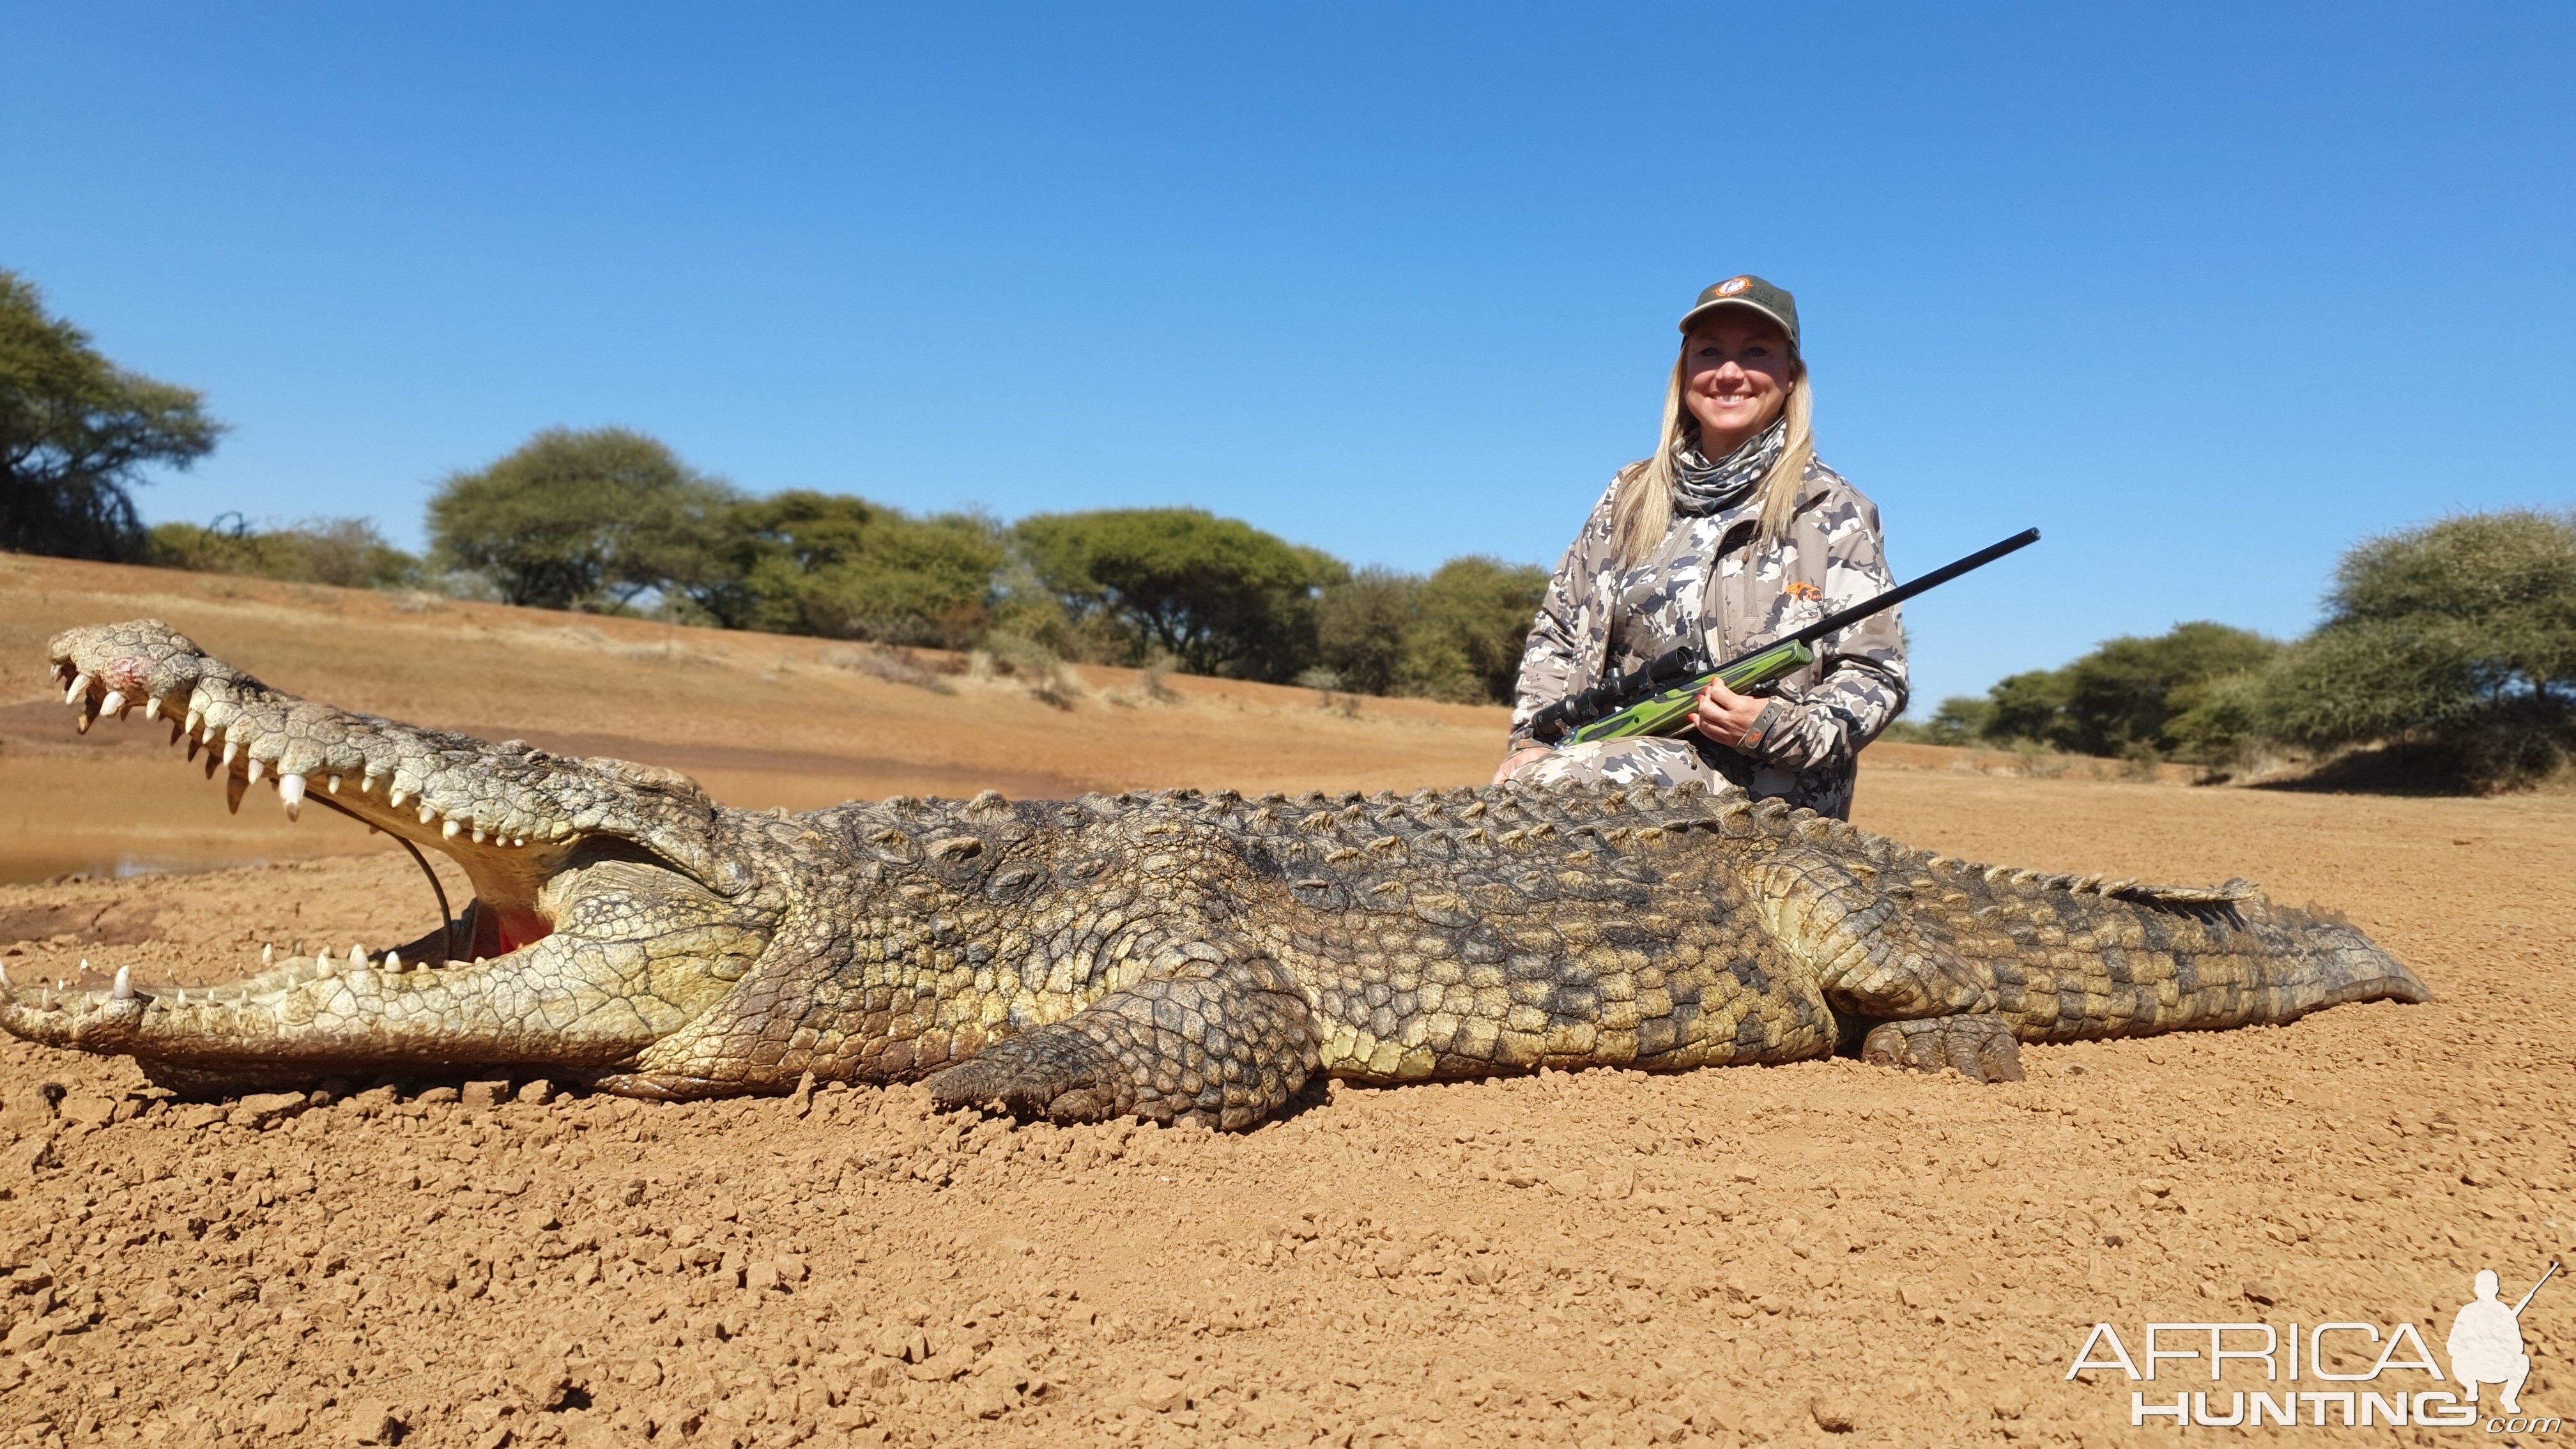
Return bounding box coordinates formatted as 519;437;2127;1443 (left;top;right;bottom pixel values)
2512;1261;2559;1317
1527;527;2041;747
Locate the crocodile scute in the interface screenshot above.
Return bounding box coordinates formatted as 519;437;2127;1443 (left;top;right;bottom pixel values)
1;619;2432;1127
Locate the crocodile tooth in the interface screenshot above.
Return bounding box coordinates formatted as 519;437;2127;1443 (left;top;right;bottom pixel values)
65;673;91;705
247;757;266;785
348;944;365;966
419;804;436;825
470;827;487;845
221;740;240;768
261;943;275;967
388;786;410;809
279;774;307;820
384;951;402;975
112;966;132;1000
359;770;381;795
326;775;342;795
185;707;203;735
142;694;163;721
443;819;462;840
102;690;126;717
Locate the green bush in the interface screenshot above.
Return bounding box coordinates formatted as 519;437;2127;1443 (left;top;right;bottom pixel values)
1974;622;2281;762
1400;556;1548;704
1981;668;2077;749
1312;556;1545;706
716;491;1002;647
2060;622;2281;758
1314;567;1420;698
2161;668;2267;766
1882;694;1995;746
147;517;421;589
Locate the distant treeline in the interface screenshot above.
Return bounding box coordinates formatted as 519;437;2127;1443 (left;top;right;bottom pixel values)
1886;510;2576;790
152;426;1553;707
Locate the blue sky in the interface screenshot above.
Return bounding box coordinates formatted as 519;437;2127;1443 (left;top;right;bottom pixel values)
5;3;2571;709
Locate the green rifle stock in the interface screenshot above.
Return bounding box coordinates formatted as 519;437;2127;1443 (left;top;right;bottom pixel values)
1529;527;2040;748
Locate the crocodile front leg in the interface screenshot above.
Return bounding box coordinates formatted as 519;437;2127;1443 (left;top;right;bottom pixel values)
925;946;1318;1130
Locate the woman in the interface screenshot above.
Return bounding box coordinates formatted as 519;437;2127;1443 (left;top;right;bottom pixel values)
1492;275;1905;820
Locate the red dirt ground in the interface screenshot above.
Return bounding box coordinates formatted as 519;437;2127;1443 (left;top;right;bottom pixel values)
1;556;2570;1447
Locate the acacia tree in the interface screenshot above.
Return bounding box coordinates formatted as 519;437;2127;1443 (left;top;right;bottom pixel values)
1011;508;1345;680
0;270;223;560
2260;509;2575;785
428;427;739;611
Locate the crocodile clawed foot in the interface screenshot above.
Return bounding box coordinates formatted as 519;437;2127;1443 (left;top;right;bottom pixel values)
926;1028;1131;1124
1860;1013;2027;1083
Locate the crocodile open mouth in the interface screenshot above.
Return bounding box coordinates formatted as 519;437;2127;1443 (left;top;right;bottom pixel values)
33;644;574;999
1;619;756;1092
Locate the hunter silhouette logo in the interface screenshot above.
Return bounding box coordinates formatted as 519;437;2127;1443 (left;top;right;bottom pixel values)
2451;1262;2557;1415
1716;276;1751;295
2064;1259;2561;1430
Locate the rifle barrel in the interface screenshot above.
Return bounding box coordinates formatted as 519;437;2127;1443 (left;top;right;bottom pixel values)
1706;526;2041;676
2512;1261;2559;1317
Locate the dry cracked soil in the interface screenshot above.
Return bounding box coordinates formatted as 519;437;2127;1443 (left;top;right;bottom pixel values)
0;555;2570;1448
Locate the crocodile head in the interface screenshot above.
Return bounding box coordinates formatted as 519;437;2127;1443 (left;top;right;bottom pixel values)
2;619;783;1094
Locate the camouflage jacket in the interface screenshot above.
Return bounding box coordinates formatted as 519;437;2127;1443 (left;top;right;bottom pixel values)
1506;457;1910;817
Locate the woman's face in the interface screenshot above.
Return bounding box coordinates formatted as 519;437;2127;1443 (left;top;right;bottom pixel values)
1681;313;1797;453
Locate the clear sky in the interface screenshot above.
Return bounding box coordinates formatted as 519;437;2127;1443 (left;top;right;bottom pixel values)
6;3;2571;709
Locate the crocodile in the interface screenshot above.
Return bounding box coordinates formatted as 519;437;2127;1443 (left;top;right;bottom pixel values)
1;620;2429;1126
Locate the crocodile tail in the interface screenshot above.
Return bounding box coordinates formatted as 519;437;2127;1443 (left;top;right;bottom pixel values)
2016;887;2432;1042
2200;896;2433;1023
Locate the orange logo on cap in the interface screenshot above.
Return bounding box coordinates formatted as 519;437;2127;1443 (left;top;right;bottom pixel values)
1717;277;1752;295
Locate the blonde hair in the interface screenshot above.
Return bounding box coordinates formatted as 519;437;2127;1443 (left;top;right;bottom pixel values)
1609;341;1813;569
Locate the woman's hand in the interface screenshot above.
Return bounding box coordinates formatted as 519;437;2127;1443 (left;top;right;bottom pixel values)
1492;746;1553;785
1690;677;1771;752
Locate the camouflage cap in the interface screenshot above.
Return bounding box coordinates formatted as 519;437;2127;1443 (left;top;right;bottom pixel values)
1679;274;1799;349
